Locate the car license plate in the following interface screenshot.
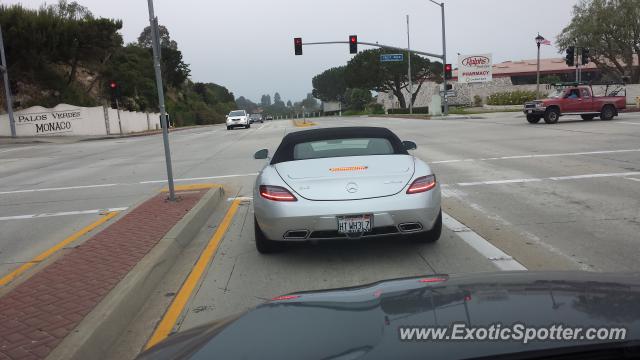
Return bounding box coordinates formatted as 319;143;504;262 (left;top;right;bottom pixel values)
527;110;532;113
337;214;372;234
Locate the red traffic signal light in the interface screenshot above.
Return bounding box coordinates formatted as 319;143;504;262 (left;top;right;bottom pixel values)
294;37;302;56
444;64;452;80
109;81;117;89
349;35;357;54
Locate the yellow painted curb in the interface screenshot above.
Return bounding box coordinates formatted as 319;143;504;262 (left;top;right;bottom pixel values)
145;198;242;349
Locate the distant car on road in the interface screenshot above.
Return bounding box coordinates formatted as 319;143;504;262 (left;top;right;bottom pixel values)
249;113;264;124
226;110;250;130
265;115;274;121
524;84;626;124
251;126;441;253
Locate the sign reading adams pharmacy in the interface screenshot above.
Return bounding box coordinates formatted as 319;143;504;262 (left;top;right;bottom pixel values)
14;105;83;136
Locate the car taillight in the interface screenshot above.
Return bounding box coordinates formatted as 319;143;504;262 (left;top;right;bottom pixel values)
406;175;436;194
259;185;297;201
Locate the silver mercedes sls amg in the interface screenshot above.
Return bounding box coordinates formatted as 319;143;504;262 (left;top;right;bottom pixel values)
252;126;441;253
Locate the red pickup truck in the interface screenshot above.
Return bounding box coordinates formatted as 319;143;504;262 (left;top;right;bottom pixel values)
523;85;626;124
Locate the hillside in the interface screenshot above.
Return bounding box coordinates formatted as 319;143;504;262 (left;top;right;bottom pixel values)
0;1;235;126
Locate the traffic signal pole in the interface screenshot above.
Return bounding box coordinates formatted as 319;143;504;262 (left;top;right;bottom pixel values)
147;0;176;201
0;25;16;138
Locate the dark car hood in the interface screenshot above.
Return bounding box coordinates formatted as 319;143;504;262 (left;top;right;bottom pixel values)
138;271;640;360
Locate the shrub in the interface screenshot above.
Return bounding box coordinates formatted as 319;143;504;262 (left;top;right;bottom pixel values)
473;95;483;107
387;106;429;114
486;90;537;105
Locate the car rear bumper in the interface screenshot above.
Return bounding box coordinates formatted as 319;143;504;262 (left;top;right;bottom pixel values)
253;185;441;241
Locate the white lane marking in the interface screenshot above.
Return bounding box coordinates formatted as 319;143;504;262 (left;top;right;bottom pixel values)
431;148;640;164
0;183;119;195
0;207;128;221
442;189;591;271
457;171;640;187
0;146;37;154
0;173;259;195
138;173;258;184
624;177;640;182
617;121;640;125
227;196;253;201
442;212;527;271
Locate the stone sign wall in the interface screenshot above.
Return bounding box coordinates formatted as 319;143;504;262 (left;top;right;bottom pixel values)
0;104;160;137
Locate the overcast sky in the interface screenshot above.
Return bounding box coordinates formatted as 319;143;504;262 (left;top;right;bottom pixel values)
6;0;579;103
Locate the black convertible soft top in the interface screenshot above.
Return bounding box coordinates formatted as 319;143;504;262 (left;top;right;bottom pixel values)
270;126;408;164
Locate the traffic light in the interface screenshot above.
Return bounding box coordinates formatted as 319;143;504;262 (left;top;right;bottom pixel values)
444;64;452;80
349;35;357;54
294;37;302;56
581;48;590;65
108;81;120;109
565;47;575;67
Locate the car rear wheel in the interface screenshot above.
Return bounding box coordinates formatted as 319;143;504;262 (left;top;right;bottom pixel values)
526;114;541;124
600;105;615;121
581;114;596;121
544;108;560;124
255;217;281;254
409;210;442;243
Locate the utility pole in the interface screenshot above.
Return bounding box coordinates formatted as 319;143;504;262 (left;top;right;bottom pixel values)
439;1;448;115
146;0;176;201
406;15;413;115
0;25;16;138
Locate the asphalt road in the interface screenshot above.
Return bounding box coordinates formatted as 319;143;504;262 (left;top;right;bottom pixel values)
1;112;640;338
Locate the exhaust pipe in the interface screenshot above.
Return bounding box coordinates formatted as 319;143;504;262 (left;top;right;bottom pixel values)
284;230;309;239
398;223;423;233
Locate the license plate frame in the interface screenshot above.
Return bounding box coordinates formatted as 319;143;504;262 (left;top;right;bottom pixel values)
527;110;532;114
337;214;373;234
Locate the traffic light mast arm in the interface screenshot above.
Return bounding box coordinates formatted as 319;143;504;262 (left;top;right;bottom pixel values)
300;40;444;60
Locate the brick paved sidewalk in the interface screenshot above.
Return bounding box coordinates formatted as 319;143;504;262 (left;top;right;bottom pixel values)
0;190;207;360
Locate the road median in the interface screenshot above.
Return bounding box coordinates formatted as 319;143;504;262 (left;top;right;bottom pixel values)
0;184;224;360
292;119;317;127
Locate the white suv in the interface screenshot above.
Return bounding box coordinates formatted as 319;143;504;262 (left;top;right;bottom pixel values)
226;110;250;130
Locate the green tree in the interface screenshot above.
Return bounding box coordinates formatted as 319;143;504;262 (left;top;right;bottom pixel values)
236;96;258;112
557;0;640;83
312;66;347;102
286;100;292;107
345;49;441;108
137;24;178;50
301;93;319;110
260;94;271;106
48;0;92;20
273;92;284;106
344;88;372;111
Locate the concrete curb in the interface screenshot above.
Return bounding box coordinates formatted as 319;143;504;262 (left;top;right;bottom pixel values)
47;186;225;360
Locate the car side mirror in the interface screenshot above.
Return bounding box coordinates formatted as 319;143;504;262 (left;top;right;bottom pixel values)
402;141;417;151
254;149;269;159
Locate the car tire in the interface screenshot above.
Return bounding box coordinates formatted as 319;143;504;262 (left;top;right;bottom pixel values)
246;124;251;129
227;126;231;130
526;114;541;124
600;105;615;121
255;217;281;254
581;114;596;121
410;210;442;243
544;108;560;124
